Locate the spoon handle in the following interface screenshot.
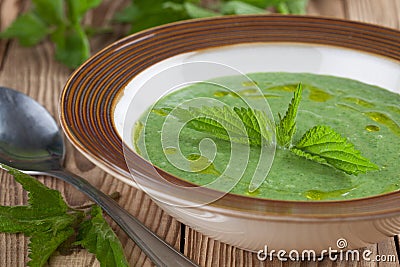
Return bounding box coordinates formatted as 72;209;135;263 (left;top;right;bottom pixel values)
46;169;198;267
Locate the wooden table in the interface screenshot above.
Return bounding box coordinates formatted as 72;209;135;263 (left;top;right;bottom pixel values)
0;0;399;266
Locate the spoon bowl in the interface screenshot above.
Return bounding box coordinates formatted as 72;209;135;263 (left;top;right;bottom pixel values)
0;87;63;172
0;86;197;267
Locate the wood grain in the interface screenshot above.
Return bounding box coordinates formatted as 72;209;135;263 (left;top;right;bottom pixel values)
1;0;400;266
0;0;180;266
344;0;400;28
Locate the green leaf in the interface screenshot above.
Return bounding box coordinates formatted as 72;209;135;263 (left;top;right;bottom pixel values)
235;0;270;8
276;83;303;148
66;0;102;23
168;106;272;146
117;0;188;33
28;229;75;267
233;107;273;145
52;25;90;68
0;165;69;214
76;206;129;267
0;13;48;46
0;164;78;266
183;2;220;18
277;0;308;14
162;2;219;19
221;1;268;15
293;125;380;175
290;147;327;164
113;4;140;23
32;0;64;25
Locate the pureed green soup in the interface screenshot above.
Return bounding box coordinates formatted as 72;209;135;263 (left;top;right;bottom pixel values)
133;73;400;201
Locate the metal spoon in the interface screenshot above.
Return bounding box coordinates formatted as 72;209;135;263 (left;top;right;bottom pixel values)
0;86;198;267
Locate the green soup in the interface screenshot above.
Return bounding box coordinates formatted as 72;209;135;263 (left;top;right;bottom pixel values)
133;73;400;201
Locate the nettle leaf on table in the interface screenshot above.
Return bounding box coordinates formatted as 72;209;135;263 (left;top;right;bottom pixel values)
0;164;129;267
75;206;129;267
0;164;79;267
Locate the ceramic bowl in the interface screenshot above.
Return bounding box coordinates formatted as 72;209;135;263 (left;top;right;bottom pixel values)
60;15;400;253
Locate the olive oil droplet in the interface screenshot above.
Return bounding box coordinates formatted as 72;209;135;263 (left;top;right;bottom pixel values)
364;112;400;136
213;91;230;97
151;108;169;116
187;154;221;176
304;188;355;200
164;147;178;155
245;189;260;197
365;125;380;132
308;86;332;102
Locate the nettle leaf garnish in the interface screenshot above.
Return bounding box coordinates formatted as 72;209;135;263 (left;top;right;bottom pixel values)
157;83;379;179
276;83;303;148
277;85;379;175
0;164;128;267
291;125;379;174
169;105;273;146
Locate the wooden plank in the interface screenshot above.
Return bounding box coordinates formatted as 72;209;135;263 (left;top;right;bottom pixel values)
0;0;181;266
307;0;345;18
344;0;400;29
376;238;399;266
0;0;20;69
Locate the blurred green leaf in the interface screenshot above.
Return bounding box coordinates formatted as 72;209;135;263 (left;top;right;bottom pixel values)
0;13;48;46
0;0;101;68
184;2;220;18
117;0;309;33
276;0;308;14
32;0;64;25
113;4;140;23
285;0;308;14
66;0;102;23
221;1;268;15
53;25;90;68
117;0;191;33
0;0;309;68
